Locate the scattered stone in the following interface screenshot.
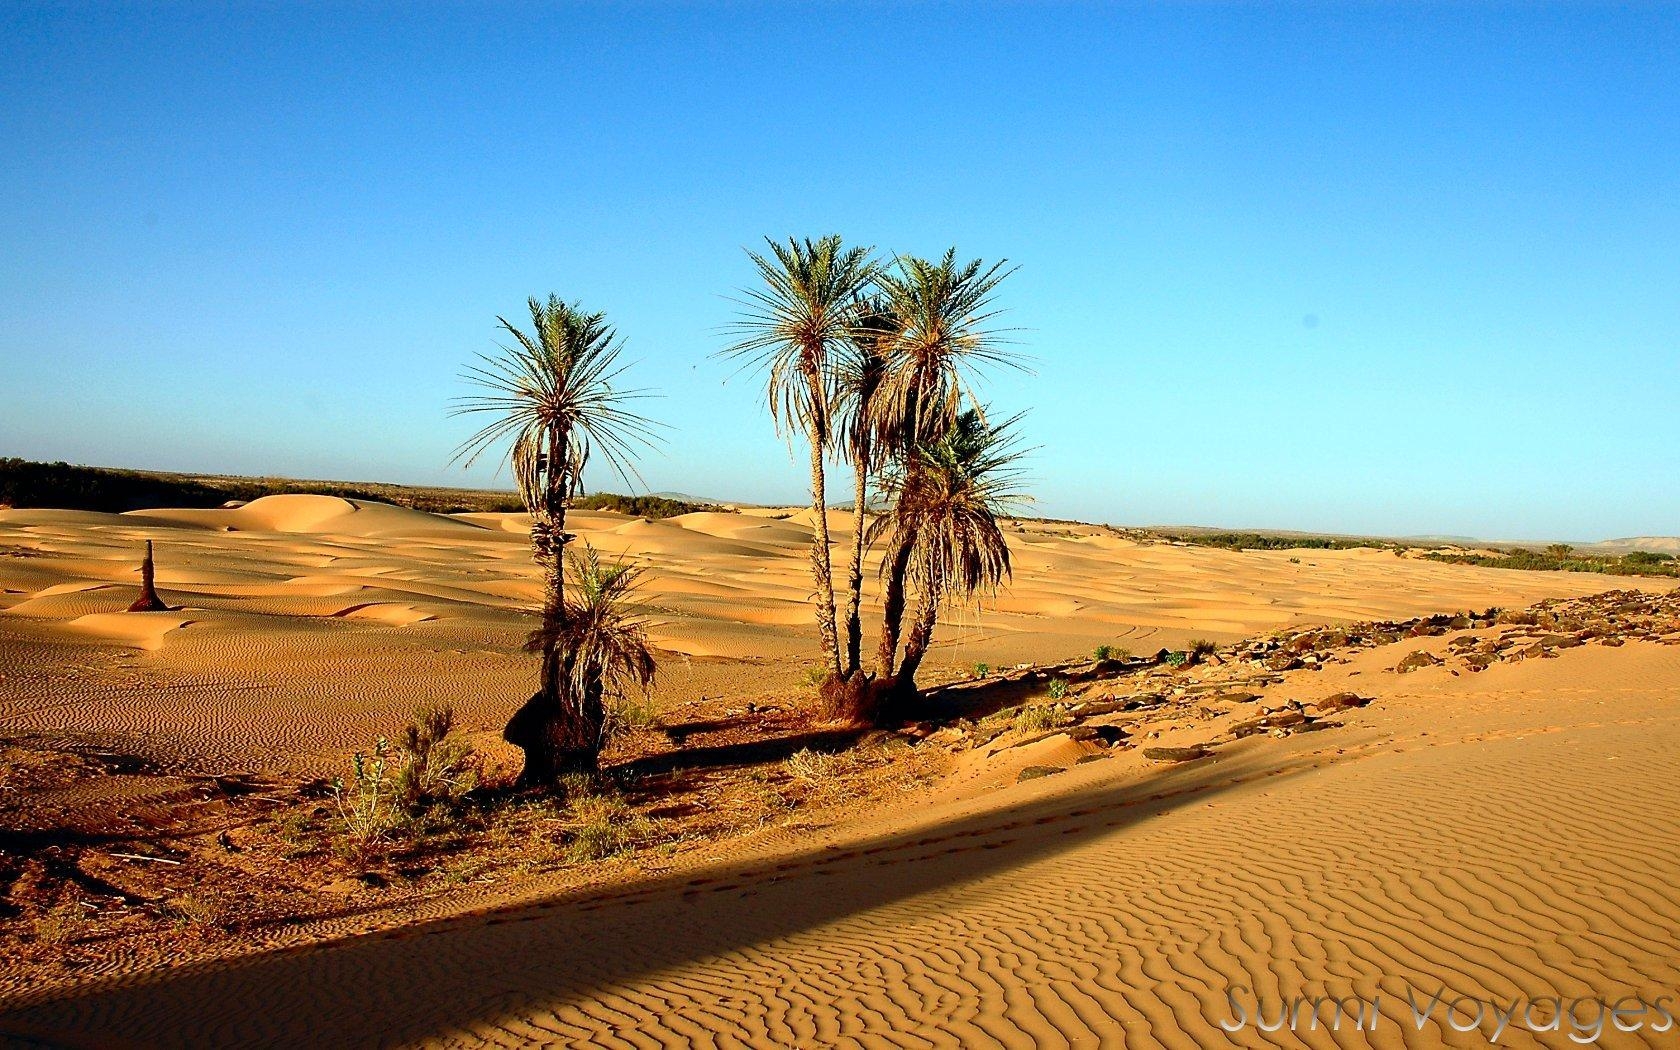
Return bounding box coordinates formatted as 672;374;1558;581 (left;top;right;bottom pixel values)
1016;765;1064;782
1315;692;1371;713
1142;746;1211;762
1394;651;1442;673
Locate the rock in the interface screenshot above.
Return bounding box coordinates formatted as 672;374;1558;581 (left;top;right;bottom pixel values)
1142;745;1212;762
1263;653;1303;672
1394;651;1442;673
1540;634;1584;650
1075;753;1111;764
1315;692;1370;713
1017;765;1064;782
1210;690;1262;705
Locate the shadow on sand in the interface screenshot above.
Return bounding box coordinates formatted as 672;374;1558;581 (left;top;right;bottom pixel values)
0;744;1302;1049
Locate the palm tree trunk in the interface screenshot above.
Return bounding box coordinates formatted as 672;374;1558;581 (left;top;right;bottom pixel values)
875;539;913;678
894;584;941;691
808;439;842;679
842;458;869;677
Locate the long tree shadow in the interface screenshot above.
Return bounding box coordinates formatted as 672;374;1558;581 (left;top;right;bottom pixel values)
0;746;1311;1049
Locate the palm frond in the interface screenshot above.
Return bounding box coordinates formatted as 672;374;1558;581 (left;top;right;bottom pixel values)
718;235;878;447
450;296;663;515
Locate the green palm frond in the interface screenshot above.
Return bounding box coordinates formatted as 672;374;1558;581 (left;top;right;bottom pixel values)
720;235;878;448
871;249;1026;454
834;291;895;472
450;295;662;515
525;542;657;711
871;408;1032;600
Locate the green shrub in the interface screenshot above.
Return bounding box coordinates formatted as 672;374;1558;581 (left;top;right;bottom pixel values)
564;795;659;862
1188;638;1217;658
331;739;400;861
1046;677;1069;700
393;704;477;812
1013;704;1071;733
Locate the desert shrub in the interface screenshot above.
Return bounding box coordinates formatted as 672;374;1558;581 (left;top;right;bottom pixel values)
784;747;846;784
393;704;478;812
33;902;86;945
800;666;828;688
165;893;221;928
331;739;400;860
1013;704;1071;733
605;692;660;739
1188;638;1217;658
564;794;659;862
1164;651;1188;667
1546;543;1575;558
1092;645;1114;661
971;661;991;679
1046;677;1070;700
1624;550;1674;566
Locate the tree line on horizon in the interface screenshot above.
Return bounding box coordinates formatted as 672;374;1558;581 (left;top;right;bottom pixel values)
454;235;1030;787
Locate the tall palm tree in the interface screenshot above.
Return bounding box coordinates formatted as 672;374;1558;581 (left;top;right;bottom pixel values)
834;292;895;678
869;249;1018;456
869;250;1021;680
723;236;877;681
453;295;659;784
872;409;1028;705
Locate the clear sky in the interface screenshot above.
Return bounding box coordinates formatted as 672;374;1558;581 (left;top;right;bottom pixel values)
2;3;1675;541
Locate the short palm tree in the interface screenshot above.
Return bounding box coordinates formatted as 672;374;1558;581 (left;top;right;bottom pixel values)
723;235;877;681
872;409;1028;706
453;295;659;783
512;542;657;765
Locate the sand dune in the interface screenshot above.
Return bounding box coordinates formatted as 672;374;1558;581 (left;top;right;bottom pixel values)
5;634;1679;1047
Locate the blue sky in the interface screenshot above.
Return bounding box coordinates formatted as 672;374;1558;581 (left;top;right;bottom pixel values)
2;3;1675;540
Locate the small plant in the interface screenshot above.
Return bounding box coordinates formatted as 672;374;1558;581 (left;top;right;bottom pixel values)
1046;677;1069;700
971;661;991;679
33;902;86;946
393;704;477;812
331;738;398;862
606;692;660;738
1188;638;1217;658
784;747;846;784
800;666;829;688
165;893;221;928
1288;557;1300;564
564;794;658;862
1164;651;1188;667
1013;704;1071;734
1092;645;1114;661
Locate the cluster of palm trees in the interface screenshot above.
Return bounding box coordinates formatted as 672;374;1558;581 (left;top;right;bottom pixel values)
724;236;1027;725
455;239;1028;787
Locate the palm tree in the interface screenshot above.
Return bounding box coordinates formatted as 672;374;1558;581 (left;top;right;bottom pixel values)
723;236;877;681
834;293;895;677
453;295;659;784
512;542;657;767
872;409;1028;709
869;250;1021;681
869;249;1018;455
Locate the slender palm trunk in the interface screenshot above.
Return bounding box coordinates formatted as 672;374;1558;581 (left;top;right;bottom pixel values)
875;539;913;678
807;438;843;679
842;455;869;677
508;437;602;785
894;584;942;691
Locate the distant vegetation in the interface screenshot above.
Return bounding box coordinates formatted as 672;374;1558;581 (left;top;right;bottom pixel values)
0;459;722;519
572;493;727;519
1156;530;1401;552
1424;547;1680;578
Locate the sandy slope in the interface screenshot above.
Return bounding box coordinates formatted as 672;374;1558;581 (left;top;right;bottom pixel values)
0;496;1653;775
4;635;1679;1048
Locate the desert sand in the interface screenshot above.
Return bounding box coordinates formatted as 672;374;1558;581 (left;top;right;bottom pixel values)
4;495;1680;1047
